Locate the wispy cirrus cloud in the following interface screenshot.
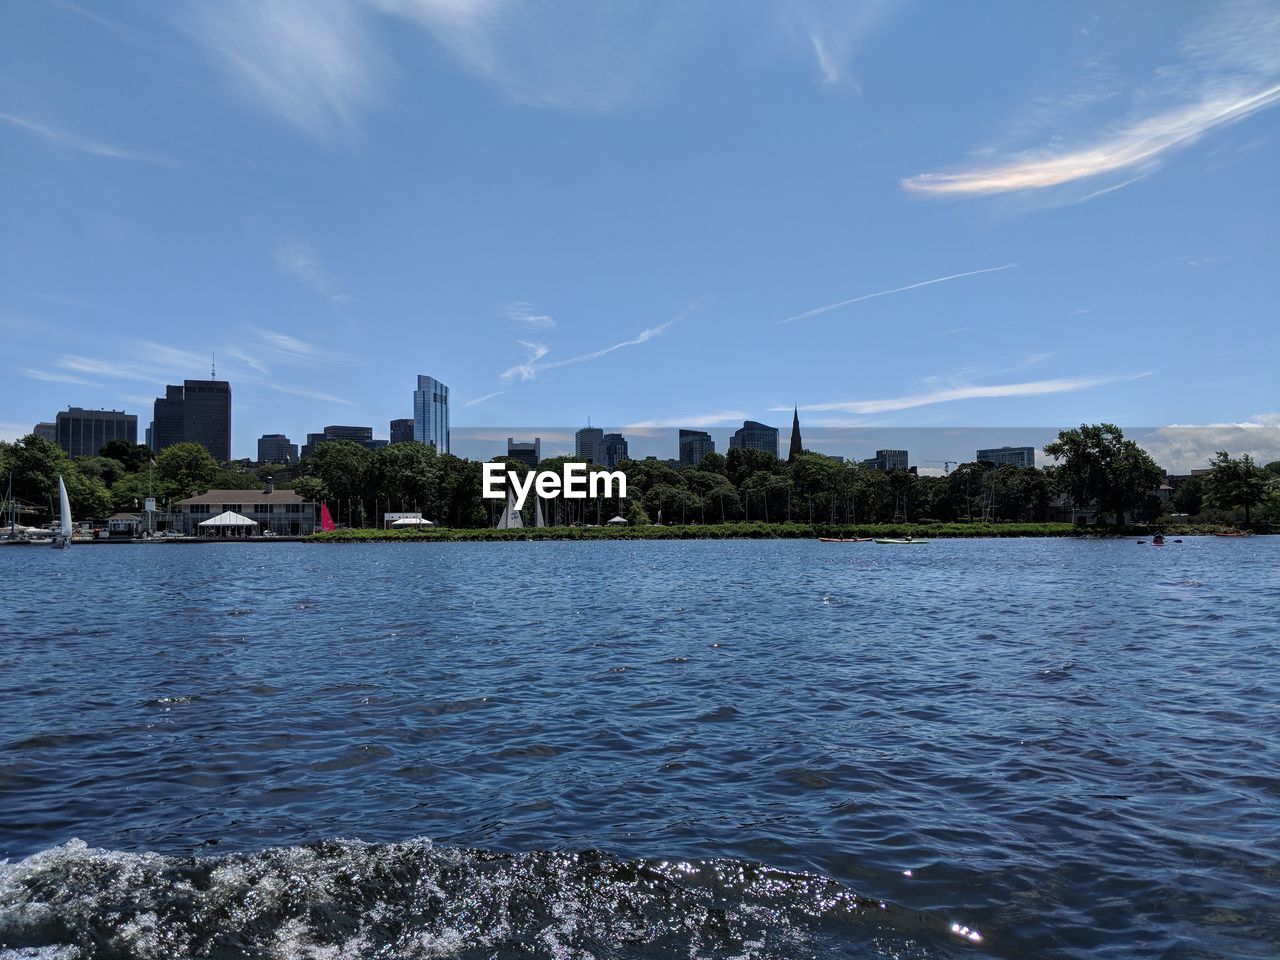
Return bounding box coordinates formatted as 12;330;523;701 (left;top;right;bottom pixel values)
501;298;702;382
626;410;749;430
785;0;899;90
189;0;688;134
273;241;352;303
187;0;382;137
248;327;358;368
504;302;556;329
904;2;1280;200
0;112;168;164
266;383;356;406
781;263;1018;325
21;367;102;387
463;389;508;408
781;373;1150;416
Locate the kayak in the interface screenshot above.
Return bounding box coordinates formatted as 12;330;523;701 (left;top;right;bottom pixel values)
875;538;928;544
818;537;874;543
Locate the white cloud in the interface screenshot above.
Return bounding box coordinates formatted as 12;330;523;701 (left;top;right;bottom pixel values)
504;302;556;329
500;298;701;381
188;0;382;136
785;373;1149;416
266;383;356;406
1137;416;1280;472
501;341;551;382
0;112;168;164
273;241;352;303
903;2;1280;200
786;0;898;90
21;367;102;387
904;85;1280;197
781;263;1018;325
463;389;508;407
248;327;358;367
626;410;749;429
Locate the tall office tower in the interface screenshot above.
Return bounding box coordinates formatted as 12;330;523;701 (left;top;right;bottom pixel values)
788;407;803;462
678;429;714;467
507;437;541;468
860;449;910;472
390;418;414;444
729;420;779;458
575;426;604;463
977;446;1036;468
152;385;185;452
151;380;231;461
257;434;299;464
413;375;449;453
54;407;138;457
600;433;628;468
34;422;57;442
181;380;232;463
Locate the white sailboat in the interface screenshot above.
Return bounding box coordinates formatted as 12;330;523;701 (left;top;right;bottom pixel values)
52;475;72;549
535;497;546;528
496;488;524;529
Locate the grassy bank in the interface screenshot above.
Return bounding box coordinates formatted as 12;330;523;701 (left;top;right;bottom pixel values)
302;521;1244;543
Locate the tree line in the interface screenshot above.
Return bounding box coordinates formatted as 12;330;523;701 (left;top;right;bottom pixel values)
3;423;1277;530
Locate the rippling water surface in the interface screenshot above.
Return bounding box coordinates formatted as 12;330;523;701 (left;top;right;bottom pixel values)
1;538;1277;958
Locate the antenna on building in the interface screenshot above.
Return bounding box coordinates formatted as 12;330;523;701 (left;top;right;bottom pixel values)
211;352;216;379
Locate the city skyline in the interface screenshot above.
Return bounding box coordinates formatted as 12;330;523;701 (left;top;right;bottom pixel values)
2;2;1278;465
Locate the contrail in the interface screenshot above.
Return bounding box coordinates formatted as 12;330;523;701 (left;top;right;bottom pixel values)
780;262;1018;325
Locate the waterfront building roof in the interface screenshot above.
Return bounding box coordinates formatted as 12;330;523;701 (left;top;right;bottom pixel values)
198;510;258;527
176;489;312;506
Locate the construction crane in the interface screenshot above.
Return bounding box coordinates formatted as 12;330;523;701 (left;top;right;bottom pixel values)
921;459;958;474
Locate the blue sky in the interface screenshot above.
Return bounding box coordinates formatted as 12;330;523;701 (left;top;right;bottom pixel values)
1;0;1277;467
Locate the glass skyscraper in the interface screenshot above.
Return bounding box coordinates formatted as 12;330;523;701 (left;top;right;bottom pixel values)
413;375;449;453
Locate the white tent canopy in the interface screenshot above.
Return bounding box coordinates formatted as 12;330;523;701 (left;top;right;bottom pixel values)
606;515;628;526
391;517;436;527
199;511;259;527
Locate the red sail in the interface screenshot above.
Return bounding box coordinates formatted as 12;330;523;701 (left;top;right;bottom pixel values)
320;502;336;532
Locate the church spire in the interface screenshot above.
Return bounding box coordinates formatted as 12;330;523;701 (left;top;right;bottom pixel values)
788;405;803;462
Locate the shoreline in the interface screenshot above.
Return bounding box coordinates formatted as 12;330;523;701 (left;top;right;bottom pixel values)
305;521;1256;543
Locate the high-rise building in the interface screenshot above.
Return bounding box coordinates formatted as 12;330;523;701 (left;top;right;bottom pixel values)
299;425;385;458
860;449;909;472
679;429;714;467
151;385;185;452
575;426;604;463
507;437;541;467
34;422;56;442
182;380;232;463
54;407;137;457
730;420;779;458
390;418;414;445
600;433;628;468
413;375;449;453
788;407;803;461
257;434;299;464
977;446;1035;468
151;380;231;461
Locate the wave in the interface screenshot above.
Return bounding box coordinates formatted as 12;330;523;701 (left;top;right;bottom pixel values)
0;839;979;959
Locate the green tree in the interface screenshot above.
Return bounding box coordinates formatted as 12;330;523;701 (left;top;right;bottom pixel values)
292;475;329;504
73;455;126;489
8;435;68;512
1171;475;1204;515
64;470;114;520
625;499;650;525
99;440;153;473
301;441;373;525
367;442;442;518
1202;451;1269;526
155;442;220;500
1043;424;1164;526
